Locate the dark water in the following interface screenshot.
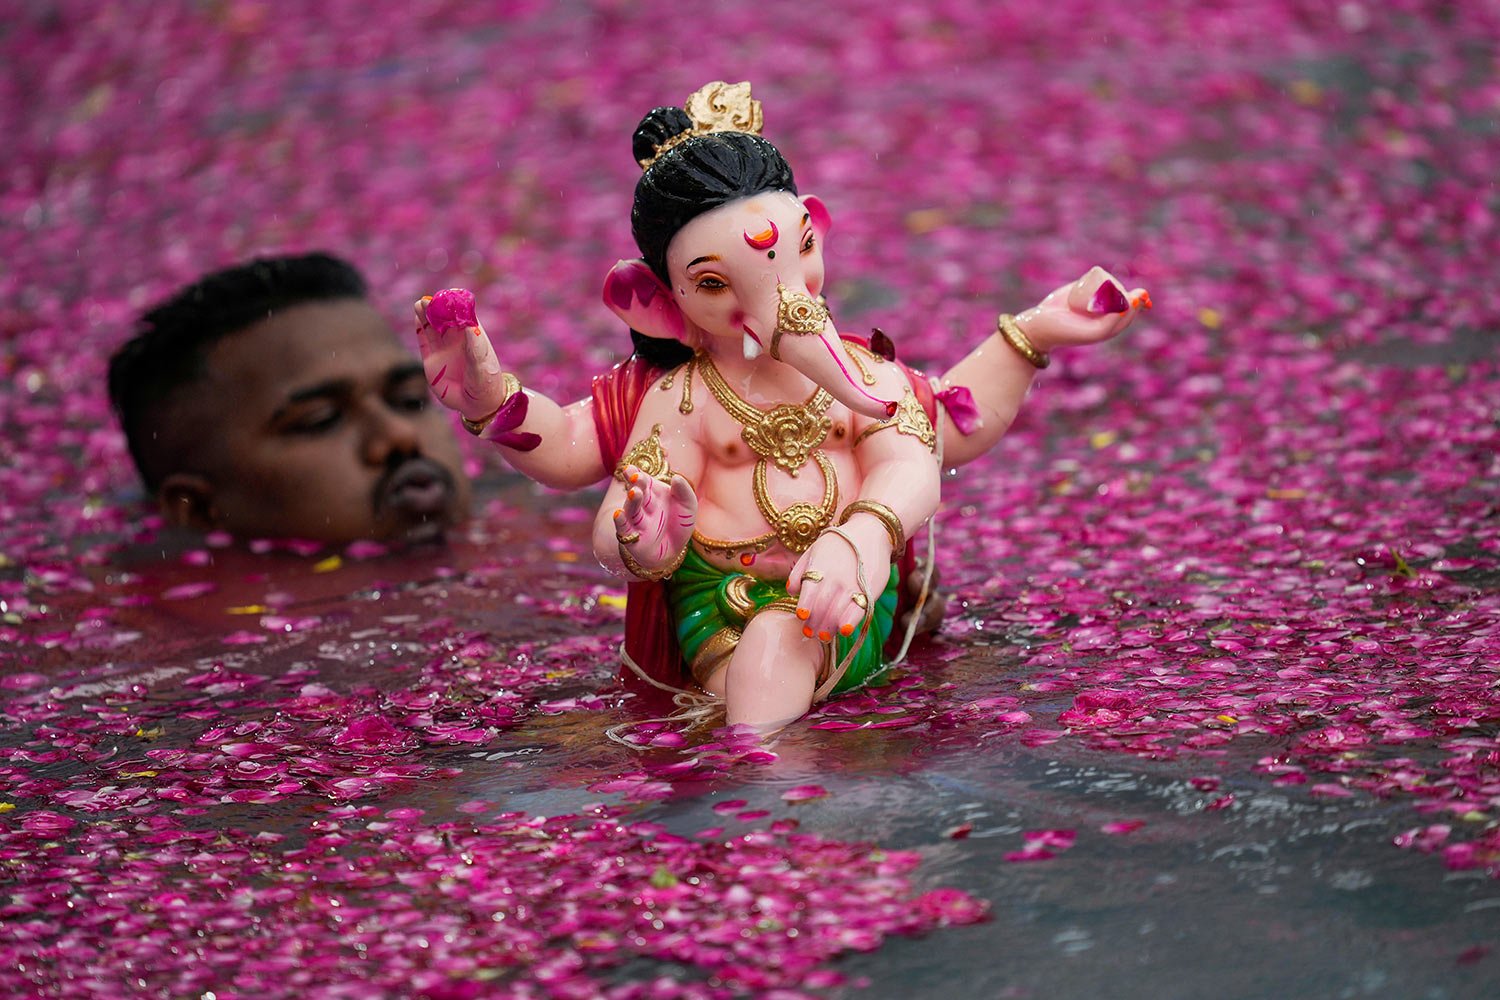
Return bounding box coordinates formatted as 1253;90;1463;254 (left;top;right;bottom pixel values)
6;2;1500;994
13;475;1488;998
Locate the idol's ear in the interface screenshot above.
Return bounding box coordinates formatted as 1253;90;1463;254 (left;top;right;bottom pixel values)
157;473;219;532
602;259;687;343
801;194;832;241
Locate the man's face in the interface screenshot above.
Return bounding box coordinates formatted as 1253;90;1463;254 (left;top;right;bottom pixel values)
164;299;471;544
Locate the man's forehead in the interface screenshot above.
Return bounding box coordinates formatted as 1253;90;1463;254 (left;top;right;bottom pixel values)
201;299;413;396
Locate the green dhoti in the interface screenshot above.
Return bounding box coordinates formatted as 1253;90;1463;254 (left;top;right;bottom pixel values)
666;547;899;696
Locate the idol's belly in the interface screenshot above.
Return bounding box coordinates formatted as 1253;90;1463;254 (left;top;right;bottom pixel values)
689;449;862;579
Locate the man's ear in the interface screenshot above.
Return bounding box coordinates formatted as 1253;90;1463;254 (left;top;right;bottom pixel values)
602;259;687;343
801;194;832;241
157;473;219;532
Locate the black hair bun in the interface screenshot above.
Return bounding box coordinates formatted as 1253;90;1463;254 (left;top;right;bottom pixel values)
632;106;693;166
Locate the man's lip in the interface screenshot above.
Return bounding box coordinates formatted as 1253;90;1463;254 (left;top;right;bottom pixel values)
377;459;457;518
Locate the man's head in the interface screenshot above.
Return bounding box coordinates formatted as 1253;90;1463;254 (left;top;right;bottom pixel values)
109;253;471;544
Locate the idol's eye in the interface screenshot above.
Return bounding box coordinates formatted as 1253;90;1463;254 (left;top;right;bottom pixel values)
800;230;816;254
695;274;730;292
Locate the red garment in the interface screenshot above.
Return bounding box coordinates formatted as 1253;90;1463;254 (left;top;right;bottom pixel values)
589;356;681;688
589;346;938;690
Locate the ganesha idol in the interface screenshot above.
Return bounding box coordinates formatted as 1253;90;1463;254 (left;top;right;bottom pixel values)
417;81;1146;733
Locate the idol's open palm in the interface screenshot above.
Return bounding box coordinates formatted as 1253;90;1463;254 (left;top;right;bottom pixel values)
413;290;508;422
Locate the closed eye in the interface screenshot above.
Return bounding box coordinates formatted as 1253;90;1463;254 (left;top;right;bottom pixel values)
389;390;428;414
282;405;342;435
276;378;352;436
387;373;431;414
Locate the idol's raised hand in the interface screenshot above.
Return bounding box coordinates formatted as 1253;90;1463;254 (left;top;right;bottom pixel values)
413;289;509;423
1015;266;1150;353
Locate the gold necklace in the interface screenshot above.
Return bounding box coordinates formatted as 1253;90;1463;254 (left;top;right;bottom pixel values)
690;451;840;558
692;524;778;561
691;352;840;557
753;451;839;554
695;353;832;476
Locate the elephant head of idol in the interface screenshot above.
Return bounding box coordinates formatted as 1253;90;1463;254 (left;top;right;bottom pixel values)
601;81;896;420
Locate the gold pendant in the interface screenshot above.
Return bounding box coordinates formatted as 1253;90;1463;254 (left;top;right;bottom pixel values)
741;403;833;476
753;452;839;554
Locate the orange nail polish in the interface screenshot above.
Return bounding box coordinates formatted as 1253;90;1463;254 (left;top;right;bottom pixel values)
817;630;831;642
839;623;854;637
629;473;640;484
613;508;623;519
802;626;814;638
796;607;810;620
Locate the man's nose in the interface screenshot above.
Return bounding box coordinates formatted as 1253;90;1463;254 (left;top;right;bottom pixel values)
362;403;422;465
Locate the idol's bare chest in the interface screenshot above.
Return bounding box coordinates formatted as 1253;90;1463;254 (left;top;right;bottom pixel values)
686;359;856;475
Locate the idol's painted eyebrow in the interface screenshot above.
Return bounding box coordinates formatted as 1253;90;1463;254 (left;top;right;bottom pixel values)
686;254;721;270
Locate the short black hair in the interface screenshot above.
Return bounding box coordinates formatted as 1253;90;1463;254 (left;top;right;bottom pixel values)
108;252;369;490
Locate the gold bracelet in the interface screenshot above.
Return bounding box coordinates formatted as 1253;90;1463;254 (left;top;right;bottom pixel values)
461;373;523;436
838;499;906;559
996;314;1049;370
618;541;688;582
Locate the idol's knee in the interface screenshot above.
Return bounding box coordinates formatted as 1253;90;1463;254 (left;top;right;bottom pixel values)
723;611;820;733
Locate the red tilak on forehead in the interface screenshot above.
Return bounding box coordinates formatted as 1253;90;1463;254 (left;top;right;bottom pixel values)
743;220;778;250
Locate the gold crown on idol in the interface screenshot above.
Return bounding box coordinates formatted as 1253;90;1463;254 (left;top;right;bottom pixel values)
637;80;765;171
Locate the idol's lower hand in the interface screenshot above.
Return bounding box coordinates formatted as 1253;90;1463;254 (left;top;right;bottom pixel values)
413;289;508;422
613;466;697;577
1017;266;1149;353
787;525;891;646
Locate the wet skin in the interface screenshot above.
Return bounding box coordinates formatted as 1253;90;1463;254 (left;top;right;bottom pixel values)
158;299;471;544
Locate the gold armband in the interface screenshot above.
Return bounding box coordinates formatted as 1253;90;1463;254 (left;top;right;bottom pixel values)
838;499;906;559
997;313;1049;370
853;388;936;451
613;423;673;484
461;373;523;436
